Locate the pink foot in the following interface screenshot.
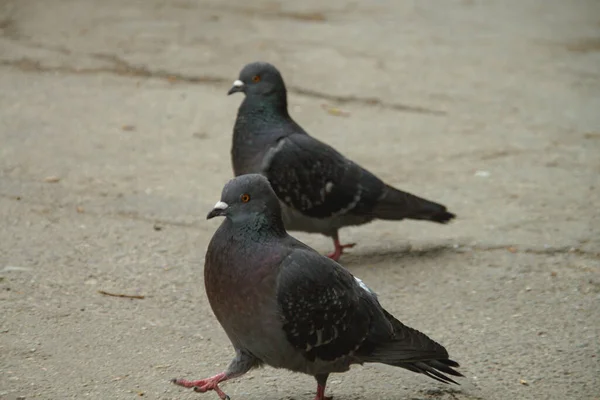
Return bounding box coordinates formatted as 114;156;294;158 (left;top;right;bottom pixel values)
314;383;333;400
172;373;230;399
326;239;356;262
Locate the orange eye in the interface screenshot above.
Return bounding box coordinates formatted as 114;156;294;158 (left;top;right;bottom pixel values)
252;75;261;83
240;193;251;203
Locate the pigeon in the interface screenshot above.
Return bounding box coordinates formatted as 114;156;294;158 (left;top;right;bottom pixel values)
227;62;456;261
172;174;462;400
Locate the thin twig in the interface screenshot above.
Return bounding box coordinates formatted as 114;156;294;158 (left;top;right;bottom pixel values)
98;290;145;299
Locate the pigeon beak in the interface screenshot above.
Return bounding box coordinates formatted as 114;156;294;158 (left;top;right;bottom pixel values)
227;80;245;95
207;201;229;219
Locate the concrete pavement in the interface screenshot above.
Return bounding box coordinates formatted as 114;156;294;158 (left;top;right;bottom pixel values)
1;0;599;399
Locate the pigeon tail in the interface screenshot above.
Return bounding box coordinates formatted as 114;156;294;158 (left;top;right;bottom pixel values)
362;309;463;384
371;184;455;223
393;357;463;385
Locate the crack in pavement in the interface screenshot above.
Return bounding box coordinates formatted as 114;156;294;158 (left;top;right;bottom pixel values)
0;54;445;115
292;85;446;115
469;243;598;258
0;56;227;85
2;191;597;258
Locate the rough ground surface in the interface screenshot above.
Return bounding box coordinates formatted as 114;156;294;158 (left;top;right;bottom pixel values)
1;0;599;399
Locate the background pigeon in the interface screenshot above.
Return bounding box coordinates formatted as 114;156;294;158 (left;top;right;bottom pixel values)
172;174;462;400
228;62;456;261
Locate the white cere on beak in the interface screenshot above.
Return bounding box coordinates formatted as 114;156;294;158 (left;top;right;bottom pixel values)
232;80;244;87
213;201;229;210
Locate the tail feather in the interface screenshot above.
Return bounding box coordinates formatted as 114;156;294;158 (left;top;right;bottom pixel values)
411;361;462;384
362;309;463;384
372;184;455;223
429;359;461;373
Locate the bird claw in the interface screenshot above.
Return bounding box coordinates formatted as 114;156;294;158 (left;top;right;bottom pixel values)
326;241;356;261
193;386;230;399
172;374;230;399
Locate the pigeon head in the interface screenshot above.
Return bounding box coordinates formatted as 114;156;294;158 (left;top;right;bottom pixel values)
207;174;284;228
227;62;287;99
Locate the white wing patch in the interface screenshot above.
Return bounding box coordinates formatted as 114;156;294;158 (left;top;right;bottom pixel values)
354;276;374;295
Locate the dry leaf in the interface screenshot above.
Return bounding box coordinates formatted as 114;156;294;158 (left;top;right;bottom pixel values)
121;125;136;131
44;176;60;183
321;104;350;117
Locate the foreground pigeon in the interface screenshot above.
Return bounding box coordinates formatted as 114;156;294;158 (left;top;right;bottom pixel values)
172;174;462;400
227;62;456;261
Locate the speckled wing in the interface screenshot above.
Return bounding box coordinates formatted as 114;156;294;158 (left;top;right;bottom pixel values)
275;248;374;362
261;134;367;219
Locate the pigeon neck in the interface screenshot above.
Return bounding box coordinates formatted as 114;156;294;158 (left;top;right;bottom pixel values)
232;212;287;240
240;92;290;121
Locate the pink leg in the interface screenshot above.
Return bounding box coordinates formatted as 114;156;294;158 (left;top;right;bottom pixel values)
172;372;230;399
326;236;355;261
314;383;333;400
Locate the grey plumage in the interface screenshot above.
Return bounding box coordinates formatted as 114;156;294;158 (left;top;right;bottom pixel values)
228;62;456;261
172;174;462;400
